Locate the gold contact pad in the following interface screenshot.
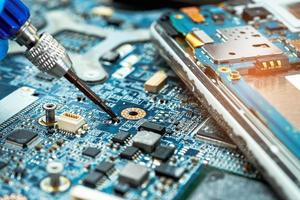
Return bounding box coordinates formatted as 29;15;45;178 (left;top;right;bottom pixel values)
181;7;205;23
121;108;146;120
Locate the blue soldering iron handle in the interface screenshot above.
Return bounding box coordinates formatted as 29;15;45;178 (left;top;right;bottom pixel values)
0;39;8;60
0;0;72;78
0;0;30;59
0;0;7;59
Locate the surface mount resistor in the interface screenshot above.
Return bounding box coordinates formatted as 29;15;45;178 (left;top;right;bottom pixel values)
144;71;168;93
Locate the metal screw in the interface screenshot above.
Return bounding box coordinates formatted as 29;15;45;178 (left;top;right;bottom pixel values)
43;103;57;124
47;161;63;187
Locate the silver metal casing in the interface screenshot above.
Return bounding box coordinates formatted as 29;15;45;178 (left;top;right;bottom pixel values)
25;32;72;78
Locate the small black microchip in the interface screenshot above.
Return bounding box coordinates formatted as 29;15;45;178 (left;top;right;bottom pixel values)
242;7;270;21
138;121;166;135
95;161;114;174
6;129;38;148
159;13;180;37
83;171;104;188
114;183;130;196
0;161;7;170
112;131;131;144
82;147;101;158
185;148;199;156
120;146;139;160
152;145;175;161
105;17;124;26
155;163;185;180
101;51;120;63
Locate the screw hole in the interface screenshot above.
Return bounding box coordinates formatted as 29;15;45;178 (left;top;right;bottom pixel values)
129;111;138;116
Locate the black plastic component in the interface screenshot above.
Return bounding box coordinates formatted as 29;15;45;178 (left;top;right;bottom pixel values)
95;161;114;174
83;171;104;188
112;131;131;144
120;146;139;160
6;129;38;148
185;148;199;156
155;163;185;180
82;147;101;158
138;121;166;135
114;183;130;196
105;17;124;26
159;13;180;37
242;7;270;21
152;145;175;161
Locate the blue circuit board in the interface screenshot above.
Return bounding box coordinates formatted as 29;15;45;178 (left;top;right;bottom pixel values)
0;1;277;200
23;0;164;30
169;5;300;159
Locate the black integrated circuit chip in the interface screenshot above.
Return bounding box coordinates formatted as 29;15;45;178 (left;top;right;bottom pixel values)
82;147;101;158
120;146;139;160
105;17;124;27
114;183;130;196
6;129;38;148
152;145;175;161
155;163;185;180
112;131;131;144
95;161;114;174
242;7;270;21
158;13;180;37
138;121;166;135
83;171;104;188
185;148;199;157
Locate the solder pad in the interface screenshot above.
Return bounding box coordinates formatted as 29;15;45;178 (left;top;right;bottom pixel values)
121;107;146;120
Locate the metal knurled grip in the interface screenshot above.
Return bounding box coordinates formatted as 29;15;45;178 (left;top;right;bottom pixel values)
25;33;72;78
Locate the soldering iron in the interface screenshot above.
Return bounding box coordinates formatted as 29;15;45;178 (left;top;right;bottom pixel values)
0;0;118;121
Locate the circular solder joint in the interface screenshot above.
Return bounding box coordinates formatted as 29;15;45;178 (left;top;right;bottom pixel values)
218;66;230;73
121;108;146;120
229;70;241;81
